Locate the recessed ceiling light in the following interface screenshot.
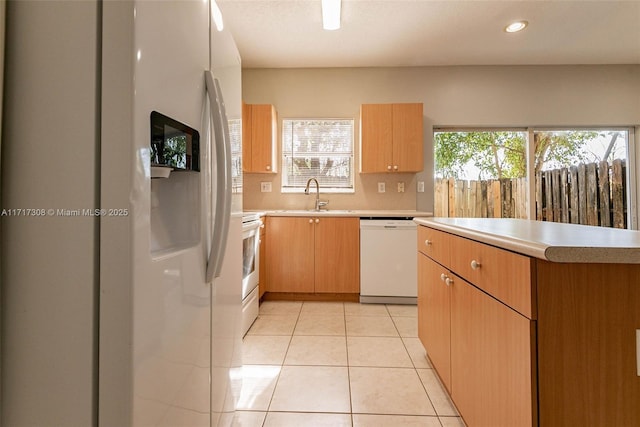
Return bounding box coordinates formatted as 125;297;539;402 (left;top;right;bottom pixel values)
322;0;341;31
505;20;528;33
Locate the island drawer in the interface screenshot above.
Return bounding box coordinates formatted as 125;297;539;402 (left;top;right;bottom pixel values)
417;225;450;266
449;234;536;319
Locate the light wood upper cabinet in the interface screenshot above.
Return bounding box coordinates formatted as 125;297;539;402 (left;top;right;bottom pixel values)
360;104;393;173
266;216;360;294
243;103;277;173
360;103;423;173
392;103;424;172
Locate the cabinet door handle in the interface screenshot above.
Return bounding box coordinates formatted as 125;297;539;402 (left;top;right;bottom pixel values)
309;219;313;224
315;218;320;224
425;239;432;246
393;165;398;170
440;273;447;282
445;277;453;286
266;165;271;171
387;165;392;171
471;260;481;270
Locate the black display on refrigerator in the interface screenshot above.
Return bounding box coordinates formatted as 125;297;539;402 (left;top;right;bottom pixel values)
150;110;200;171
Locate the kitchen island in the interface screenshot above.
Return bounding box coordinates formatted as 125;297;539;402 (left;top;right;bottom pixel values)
414;217;640;427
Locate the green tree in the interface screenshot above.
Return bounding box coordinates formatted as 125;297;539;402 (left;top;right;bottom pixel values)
434;131;526;179
435;130;603;180
533;130;598;173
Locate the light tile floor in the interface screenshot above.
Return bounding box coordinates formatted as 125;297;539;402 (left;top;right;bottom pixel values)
233;301;466;427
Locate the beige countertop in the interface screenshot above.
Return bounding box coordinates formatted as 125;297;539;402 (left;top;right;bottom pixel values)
414;217;640;264
254;210;433;218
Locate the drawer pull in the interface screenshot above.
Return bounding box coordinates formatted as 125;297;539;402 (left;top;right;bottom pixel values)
445;277;453;286
471;260;481;270
425;239;432;246
440;273;447;282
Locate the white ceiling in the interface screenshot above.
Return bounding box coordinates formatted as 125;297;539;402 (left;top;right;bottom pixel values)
217;0;640;68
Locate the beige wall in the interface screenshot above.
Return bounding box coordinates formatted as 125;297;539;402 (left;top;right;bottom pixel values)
242;65;640;213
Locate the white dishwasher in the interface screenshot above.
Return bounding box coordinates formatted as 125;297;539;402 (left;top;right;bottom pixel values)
360;218;417;304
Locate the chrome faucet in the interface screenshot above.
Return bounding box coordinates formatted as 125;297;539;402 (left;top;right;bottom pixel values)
304;177;328;211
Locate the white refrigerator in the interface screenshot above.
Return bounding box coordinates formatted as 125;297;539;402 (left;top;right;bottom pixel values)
1;1;243;426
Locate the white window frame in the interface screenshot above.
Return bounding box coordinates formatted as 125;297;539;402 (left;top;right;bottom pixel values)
229;118;242;194
281;118;355;194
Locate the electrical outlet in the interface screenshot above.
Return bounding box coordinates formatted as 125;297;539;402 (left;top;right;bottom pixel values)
260;182;272;192
397;182;405;193
377;182;386;193
417;181;425;193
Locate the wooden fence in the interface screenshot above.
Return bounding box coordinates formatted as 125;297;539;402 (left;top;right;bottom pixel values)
434;159;627;229
536;159;626;228
434;177;528;219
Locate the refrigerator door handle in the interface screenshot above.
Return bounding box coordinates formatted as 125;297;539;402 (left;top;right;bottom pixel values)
205;70;232;282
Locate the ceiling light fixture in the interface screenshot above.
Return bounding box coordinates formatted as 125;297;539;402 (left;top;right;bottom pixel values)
322;0;341;31
505;20;528;33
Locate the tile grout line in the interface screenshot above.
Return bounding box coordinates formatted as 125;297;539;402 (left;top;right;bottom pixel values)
342;302;356;425
393;304;442;422
389;304;442;422
261;300;303;424
247;301;464;426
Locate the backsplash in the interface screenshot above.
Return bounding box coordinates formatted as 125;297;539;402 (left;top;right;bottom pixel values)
243;173;418;211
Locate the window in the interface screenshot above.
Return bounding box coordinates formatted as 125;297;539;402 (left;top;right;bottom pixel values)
533;129;631;228
229;118;242;193
434;128;636;229
281;119;354;192
434;130;528;219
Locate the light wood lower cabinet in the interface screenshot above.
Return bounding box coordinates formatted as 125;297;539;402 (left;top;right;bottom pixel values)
266;217;315;293
314;217;360;293
450;271;536;427
266;216;360;294
418;224;640;426
258;219;266;299
418;254;451;392
419;252;535;426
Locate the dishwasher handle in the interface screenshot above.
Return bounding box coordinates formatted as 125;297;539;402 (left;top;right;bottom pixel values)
360;219;417;230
